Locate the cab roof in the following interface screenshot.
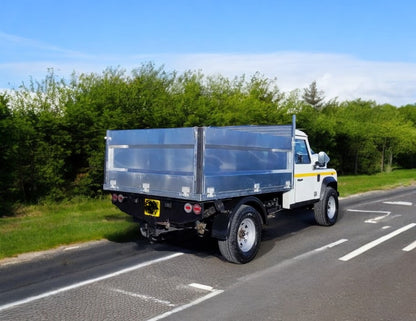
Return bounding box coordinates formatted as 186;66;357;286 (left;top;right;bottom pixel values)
295;129;307;138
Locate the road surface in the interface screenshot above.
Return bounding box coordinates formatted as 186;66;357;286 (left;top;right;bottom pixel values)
0;186;415;320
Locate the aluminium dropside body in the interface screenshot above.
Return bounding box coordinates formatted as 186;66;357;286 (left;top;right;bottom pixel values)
103;121;295;238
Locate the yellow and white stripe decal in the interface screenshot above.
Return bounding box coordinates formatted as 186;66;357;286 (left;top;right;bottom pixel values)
294;171;336;178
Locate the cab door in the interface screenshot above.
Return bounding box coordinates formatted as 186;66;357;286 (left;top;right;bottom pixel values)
294;138;318;204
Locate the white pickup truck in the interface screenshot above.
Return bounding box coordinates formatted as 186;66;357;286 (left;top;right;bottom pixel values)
103;116;339;263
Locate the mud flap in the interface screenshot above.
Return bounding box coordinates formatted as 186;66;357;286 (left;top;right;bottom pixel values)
211;212;231;240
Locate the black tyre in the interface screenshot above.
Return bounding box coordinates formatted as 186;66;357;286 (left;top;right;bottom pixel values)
218;205;262;264
314;186;339;226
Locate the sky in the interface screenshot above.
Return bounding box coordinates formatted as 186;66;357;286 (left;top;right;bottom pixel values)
1;0;416;106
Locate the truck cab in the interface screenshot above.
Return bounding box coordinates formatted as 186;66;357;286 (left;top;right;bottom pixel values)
283;130;337;210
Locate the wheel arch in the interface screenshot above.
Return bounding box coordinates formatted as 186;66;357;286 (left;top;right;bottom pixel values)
321;176;338;197
211;196;266;241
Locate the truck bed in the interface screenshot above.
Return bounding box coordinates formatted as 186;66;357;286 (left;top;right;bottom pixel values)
103;124;294;201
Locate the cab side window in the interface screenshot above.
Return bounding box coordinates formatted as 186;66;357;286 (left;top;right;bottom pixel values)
295;139;311;164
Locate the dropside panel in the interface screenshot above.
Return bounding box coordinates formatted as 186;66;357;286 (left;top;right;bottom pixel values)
104;127;198;199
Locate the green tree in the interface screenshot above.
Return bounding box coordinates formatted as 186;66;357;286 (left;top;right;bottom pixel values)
344;100;379;174
10;70;71;201
0;93;15;214
302;81;325;110
372;104;416;172
397;104;416;168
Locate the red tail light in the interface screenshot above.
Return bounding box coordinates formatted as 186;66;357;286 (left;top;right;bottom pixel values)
193;204;202;215
184;203;202;215
184;203;193;213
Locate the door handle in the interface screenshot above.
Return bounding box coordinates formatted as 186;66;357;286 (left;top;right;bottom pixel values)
297;178;303;182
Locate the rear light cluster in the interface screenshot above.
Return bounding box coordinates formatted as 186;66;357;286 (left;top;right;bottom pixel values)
184;203;202;215
112;193;126;203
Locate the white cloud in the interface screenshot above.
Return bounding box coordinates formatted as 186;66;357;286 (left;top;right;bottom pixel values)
164;52;416;106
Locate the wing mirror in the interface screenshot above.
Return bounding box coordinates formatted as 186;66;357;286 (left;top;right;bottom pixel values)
315;151;330;168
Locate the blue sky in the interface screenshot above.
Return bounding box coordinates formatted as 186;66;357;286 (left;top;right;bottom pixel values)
1;0;415;105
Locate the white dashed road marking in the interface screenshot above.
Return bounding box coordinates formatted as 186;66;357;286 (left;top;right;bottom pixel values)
147;283;224;321
339;223;416;261
383;201;413;206
189;283;214;291
403;240;416;252
0;252;184;312
111;288;176;307
314;239;349;252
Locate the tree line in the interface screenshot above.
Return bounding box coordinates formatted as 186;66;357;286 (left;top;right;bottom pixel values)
1;63;415;214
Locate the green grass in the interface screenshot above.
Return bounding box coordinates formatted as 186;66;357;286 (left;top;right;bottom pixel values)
1;169;415;260
338;168;416;197
0;197;138;260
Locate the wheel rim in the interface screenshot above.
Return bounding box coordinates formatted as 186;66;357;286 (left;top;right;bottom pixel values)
327;195;337;219
237;217;256;252
139;226;147;238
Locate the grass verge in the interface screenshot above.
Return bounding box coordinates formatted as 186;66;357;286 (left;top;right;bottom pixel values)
338;168;416;197
0;197;138;260
1;169;415;260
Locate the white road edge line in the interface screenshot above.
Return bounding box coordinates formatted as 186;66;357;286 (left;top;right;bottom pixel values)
403;240;416;252
0;252;184;312
339;223;416;261
63;245;80;251
147;289;224;321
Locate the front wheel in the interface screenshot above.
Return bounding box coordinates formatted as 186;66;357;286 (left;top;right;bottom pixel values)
314;186;339;226
218;205;262;264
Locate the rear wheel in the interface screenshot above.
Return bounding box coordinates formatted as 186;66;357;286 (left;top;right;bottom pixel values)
314;186;339;226
218;205;262;264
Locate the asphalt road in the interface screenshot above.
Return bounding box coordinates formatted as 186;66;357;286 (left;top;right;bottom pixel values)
0;186;415;321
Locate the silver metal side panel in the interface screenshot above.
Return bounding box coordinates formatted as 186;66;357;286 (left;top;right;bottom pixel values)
104;125;293;201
